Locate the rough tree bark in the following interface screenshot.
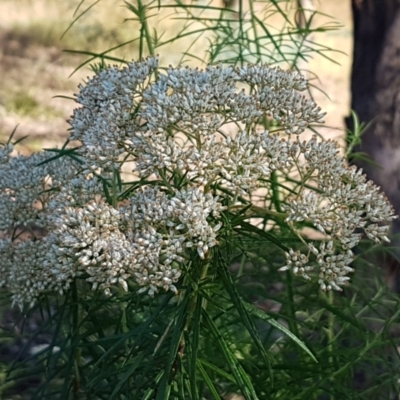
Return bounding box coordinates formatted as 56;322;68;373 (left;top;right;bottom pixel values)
347;0;400;290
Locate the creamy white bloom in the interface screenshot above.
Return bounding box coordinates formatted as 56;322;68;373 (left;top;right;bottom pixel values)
0;59;396;305
281;135;396;291
69;57;159;171
0;151;79;230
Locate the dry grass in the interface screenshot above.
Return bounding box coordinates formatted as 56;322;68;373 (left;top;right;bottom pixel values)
0;0;352;153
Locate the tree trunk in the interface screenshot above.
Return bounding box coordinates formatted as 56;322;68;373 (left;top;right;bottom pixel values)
347;0;400;290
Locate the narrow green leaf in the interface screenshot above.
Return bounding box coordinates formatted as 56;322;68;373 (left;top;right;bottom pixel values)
61;0;101;40
203;311;259;400
156;294;191;400
64;39;137;77
217;257;273;378
187;296;202;400
5;124;19;145
235;220;289;252
196;360;221;399
90;293;173;371
198;359;236;383
315;296;366;332
110;354;144;399
243;301;317;363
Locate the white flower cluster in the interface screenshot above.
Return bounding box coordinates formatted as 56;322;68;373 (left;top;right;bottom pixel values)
0;143;13;164
124;187;225;295
0;237;53;307
0;58;396;307
0;151;79;230
132;62;324;192
1;186;224;306
69;57;159;172
279;136;396;291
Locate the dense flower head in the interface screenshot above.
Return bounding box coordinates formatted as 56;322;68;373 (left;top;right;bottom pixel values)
68;57;325;173
0;150;80;230
46;174;104;216
141;63;324;133
0;58;396;307
0;237;54;307
279;136;396;291
133;130;275;195
69;57;159;172
46;201;135;296
0;143;13;164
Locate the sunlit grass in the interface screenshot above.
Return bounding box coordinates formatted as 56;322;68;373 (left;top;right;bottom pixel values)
0;0;139;58
4;91;62;118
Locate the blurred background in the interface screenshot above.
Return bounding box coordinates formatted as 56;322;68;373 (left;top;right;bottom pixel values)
0;0;352;153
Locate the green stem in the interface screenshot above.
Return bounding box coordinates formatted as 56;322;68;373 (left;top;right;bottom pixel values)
326;290;335;400
137;0;155;57
111;168;118;208
326;290;335;352
176;257;211;367
71;281;82;400
158;169;174;193
184;259;210;333
121;300;128;334
285;270;300;337
248;0;262;62
270;170;282;213
238;0;244;66
230;204;287;220
236;254;246;279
